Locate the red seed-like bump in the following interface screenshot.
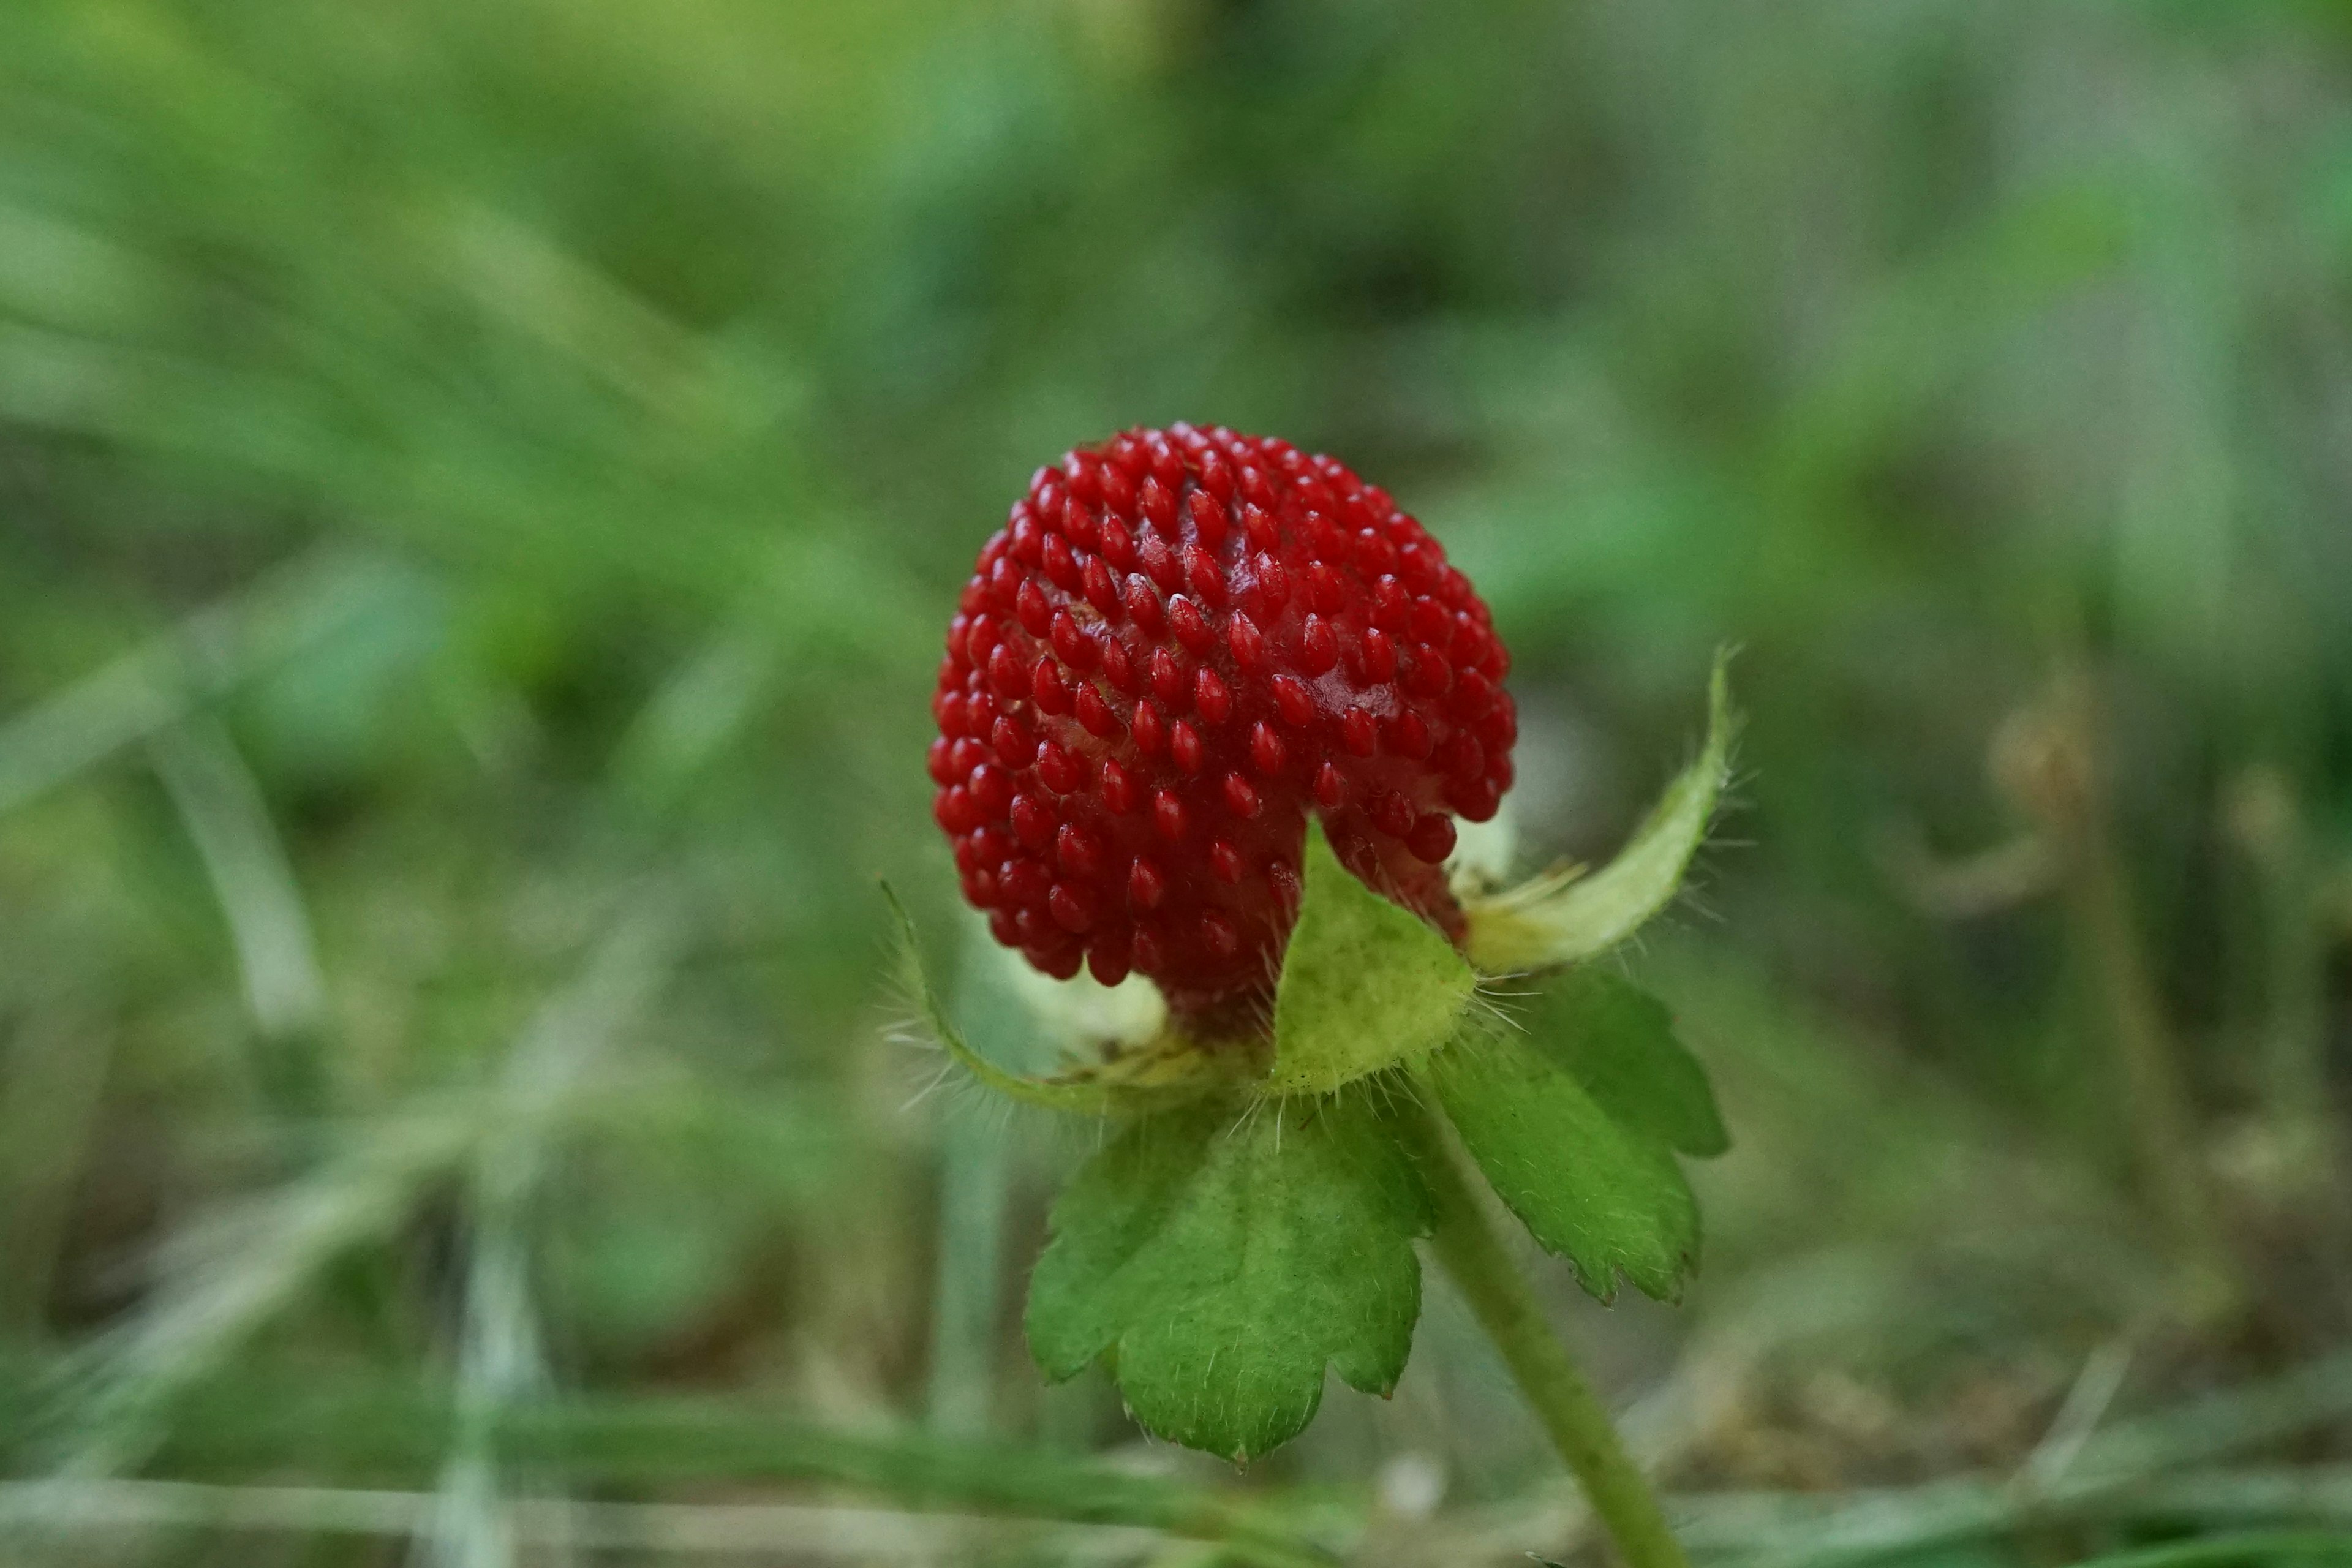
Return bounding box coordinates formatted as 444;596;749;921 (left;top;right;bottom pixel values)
1101;758;1139;814
1170;720;1205;775
1076;683;1118;739
1000;857;1049;907
1050;611;1098;671
1031;658;1071;715
1250;722;1286;777
1016;578;1052;635
1209;839;1243;884
1406;813;1457;865
1242;503;1277;552
934;786;976;834
1099;515;1135;570
1187;489;1228;547
970;764;1014;818
1182;544;1223;606
1221;772;1261;819
1088;941;1131;987
1340;707;1378;757
1194;667;1232;725
1131;700;1166;756
1049;882;1095;933
1058;823;1102;878
1042;532;1081;592
1084;557;1121;617
1139;535;1178;590
1150;647;1186;707
1298;615;1338;676
1226;612;1265;674
1125;576;1164;634
1129;856;1168;911
1271;674;1314;728
1101;638;1139;694
1385;710;1431;761
989;643;1028;698
1036;741;1079;794
1153;790;1189;842
1405;646;1451;698
992;715;1036;767
1168;594;1213;652
1011;794;1055;850
1447;776;1501;823
1252;553;1289;614
1139;476;1176;535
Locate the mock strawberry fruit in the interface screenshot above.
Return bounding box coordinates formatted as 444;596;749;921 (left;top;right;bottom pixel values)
929;425;1515;1031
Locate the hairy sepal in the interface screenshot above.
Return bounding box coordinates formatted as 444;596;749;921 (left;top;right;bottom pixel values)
883;885;1246;1115
1266;823;1479;1096
1464;652;1737;974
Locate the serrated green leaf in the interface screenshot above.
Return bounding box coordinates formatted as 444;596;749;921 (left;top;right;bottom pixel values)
1526;970;1728;1158
1465;652;1737;974
1025;1093;1430;1463
1427;1009;1703;1303
1267;823;1478;1096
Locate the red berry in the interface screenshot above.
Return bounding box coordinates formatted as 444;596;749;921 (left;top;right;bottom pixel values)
927;426;1516;1030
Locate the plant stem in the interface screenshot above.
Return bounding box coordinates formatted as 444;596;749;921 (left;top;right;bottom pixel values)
1400;1091;1690;1568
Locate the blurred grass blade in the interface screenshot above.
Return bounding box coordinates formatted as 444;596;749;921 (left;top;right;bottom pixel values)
0;1477;1324;1565
150;717;327;1044
0;549;427;818
54;900;684;1476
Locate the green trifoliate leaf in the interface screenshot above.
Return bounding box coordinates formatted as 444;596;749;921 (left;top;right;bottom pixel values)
1464;651;1738;974
1267;823;1479;1096
1025;1092;1431;1463
1427;973;1724;1302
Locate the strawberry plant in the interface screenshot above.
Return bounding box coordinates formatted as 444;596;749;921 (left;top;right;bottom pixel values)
898;424;1735;1568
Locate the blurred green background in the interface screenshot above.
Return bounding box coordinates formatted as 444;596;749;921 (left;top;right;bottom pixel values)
4;1;2351;1564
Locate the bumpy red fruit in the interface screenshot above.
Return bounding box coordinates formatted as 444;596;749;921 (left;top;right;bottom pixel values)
930;425;1515;1031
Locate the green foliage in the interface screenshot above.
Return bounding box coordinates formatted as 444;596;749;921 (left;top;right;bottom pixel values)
1267;823;1479;1096
1026;1093;1430;1463
1428;972;1724;1302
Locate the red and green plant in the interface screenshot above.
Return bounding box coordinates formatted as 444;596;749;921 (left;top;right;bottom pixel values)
897;426;1736;1568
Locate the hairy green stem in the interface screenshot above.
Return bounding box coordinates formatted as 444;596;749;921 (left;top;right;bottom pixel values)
1400;1091;1689;1568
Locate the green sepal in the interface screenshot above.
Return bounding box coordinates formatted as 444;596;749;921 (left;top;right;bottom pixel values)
1465;651;1738;974
1427;972;1723;1302
884;885;1253;1114
1266;823;1479;1096
1025;1090;1431;1463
